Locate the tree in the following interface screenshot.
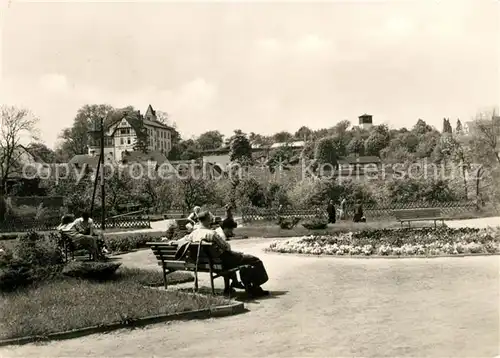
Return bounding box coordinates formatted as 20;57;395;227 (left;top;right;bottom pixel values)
468;109;500;164
329;120;351;137
314;137;338;168
346;137;365;156
196;131;224;150
267;146;294;173
57;104;114;158
456;119;463;134
364;125;390;156
229;131;252;165
442;118;453;133
26;142;56;163
272;131;293;143
156;111;169;124
294;126;313;141
413;119;434;136
0;106;39;219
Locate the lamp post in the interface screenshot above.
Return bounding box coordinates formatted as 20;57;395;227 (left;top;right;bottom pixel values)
88;117;106;231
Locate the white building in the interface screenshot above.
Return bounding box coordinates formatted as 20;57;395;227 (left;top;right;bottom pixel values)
88;105;175;162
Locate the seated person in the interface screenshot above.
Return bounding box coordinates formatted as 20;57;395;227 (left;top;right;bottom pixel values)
73;212;109;254
186;206;201;232
186;211;269;297
214;220;245;292
58;213;103;260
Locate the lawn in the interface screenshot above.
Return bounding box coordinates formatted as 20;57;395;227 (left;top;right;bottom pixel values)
234;220;428;238
0;268;228;341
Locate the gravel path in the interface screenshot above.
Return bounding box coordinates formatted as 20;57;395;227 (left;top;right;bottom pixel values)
1;218;498;357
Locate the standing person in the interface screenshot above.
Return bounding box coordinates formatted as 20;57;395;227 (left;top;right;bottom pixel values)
326;199;336;224
186;206;201;232
186;211;269;297
222;204;238;238
339;197;347;220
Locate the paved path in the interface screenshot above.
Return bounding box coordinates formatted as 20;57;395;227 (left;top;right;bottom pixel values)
1;218;499;357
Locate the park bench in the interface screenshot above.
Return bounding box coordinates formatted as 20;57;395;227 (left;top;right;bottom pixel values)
393;208;445;228
147;241;249;294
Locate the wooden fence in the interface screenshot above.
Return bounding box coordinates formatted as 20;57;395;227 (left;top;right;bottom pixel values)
0;216;151;233
240;201;479;222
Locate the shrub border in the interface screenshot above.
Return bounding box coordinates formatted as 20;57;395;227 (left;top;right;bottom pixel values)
0;301;244;347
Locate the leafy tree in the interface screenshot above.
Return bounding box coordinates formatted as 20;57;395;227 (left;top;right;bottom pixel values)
236;178;267;207
229;131;252;165
412;119;434;136
346;137;365;156
300;141;316;160
155;111;169;124
26;142;56;163
364;125;390;156
272;131;293;143
58;104;114;158
456;119;463;134
468;109;500;164
173;177;219;211
314;137;338;168
294;126;313;141
442;118;453;133
196;131;224;150
267;146;294;173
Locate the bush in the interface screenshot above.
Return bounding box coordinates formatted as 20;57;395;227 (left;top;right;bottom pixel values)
277;216;300;229
302;218;328;230
0;232;64;291
62;261;122;280
103;232;163;253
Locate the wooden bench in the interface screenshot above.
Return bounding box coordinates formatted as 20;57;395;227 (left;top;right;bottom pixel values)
147;241;248;294
173;217;222;239
393;208;445;228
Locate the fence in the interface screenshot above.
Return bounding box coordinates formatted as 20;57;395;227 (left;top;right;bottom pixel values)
241;201;480;222
0;216;151;233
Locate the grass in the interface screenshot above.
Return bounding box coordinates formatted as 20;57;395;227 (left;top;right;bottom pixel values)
0;268;223;341
234;220;434;238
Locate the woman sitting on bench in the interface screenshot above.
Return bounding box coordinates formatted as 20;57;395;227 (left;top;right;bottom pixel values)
186;206;201;232
57;213;105;261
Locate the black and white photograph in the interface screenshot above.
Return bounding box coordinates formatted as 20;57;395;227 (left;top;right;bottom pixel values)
0;0;499;356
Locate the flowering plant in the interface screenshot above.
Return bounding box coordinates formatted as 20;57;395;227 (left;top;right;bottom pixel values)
267;227;500;257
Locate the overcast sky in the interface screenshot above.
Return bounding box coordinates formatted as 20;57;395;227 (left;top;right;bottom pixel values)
1;0;498;148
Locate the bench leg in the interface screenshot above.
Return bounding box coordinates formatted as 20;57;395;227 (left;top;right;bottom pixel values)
208;266;215;295
194;271;199;292
162;263;168;290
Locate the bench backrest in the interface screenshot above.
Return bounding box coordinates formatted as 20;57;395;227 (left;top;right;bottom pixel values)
393;208;442;220
175;219;190;231
146;242;222;266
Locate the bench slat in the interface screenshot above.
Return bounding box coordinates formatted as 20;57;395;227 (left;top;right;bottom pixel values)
393;209;442;220
159;260;224;271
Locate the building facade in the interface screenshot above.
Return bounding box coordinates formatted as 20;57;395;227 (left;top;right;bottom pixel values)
88;105;175;162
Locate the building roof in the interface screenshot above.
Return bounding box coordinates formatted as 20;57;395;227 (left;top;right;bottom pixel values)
338;155;380;164
121;150;169;165
68;154;99;167
270;141;305;149
359;113;372;118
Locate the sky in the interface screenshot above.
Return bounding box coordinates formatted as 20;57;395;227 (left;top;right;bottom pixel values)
1;0;499;149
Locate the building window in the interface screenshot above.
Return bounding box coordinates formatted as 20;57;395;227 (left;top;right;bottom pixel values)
127;137;131;144
120;138;124;145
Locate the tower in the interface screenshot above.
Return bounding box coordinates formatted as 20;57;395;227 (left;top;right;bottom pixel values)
358;114;373;130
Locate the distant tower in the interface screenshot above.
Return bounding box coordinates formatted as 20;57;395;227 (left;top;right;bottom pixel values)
358;114;373;130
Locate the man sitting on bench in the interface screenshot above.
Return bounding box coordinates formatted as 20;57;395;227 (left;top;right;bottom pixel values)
73;212;109;255
187;211;270;297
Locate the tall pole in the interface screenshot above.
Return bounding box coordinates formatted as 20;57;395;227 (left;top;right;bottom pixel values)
100;117;105;231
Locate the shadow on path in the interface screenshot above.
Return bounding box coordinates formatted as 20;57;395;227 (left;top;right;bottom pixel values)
177;286;288;303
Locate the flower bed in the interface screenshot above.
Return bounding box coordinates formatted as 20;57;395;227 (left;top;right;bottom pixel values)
267;227;500;257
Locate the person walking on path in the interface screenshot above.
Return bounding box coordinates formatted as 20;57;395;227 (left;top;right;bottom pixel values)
339;197;347;220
